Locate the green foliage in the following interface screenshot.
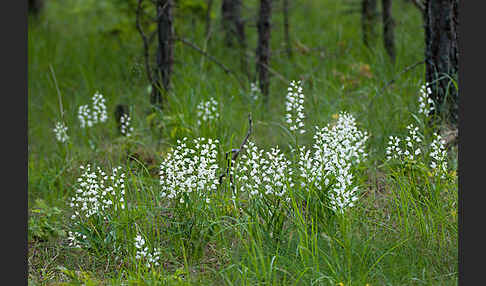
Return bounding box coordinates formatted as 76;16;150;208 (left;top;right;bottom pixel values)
176;0;208;20
28;199;66;242
58;267;104;286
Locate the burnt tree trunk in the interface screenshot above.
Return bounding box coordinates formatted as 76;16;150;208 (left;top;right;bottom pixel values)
221;0;235;47
234;0;249;80
283;0;292;58
425;0;459;123
152;0;174;108
256;0;272;101
361;0;378;47
221;0;249;79
28;0;45;15
382;0;396;63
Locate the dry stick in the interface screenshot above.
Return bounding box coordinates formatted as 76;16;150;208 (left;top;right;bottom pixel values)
380;60;425;94
175;37;246;90
272;45;326;56
260;62;289;84
410;0;425;13
368;60;425;110
219;113;253;186
49;64;64;120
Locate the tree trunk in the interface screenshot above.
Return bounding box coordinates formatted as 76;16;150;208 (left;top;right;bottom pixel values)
234;0;249;80
221;0;235;47
256;0;272;101
283;0;292;58
382;0;396;63
361;0;378;47
152;0;174;108
28;0;45;15
424;0;459;123
221;0;248;79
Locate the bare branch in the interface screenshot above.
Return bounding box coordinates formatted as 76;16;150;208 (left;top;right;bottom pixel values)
380;60;425;93
409;0;425;14
260;62;289;84
368;60;425;110
219;113;253;185
174;37;246;89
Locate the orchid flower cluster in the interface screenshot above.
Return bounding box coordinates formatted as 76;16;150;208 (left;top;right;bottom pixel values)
78;91;108;128
418;83;434;116
385;124;422;162
159;137;219;205
385;124;449;177
429;132;448;177
297;111;369;213
249;82;261;101
53;121;69;143
134;234;161;268
120;113;134;137
67;164;126;248
235;141;294;201
285;80;306;134
196;97;219;126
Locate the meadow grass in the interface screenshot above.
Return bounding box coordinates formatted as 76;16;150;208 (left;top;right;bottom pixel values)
28;0;457;285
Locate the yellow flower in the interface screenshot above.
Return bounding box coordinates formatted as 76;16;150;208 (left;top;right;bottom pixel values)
332;113;339;120
337;283;344;286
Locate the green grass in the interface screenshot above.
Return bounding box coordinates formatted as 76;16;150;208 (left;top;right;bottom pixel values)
28;0;457;285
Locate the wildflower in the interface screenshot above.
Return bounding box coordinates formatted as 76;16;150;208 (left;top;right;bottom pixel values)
91;92;108;124
69;165;126;221
429;132;448;177
298;111;369;213
67;165;127;248
386;124;422;162
78;105;92;128
285;80;306;134
120;113;134;137
53;121;69;143
197;97;219;126
385;136;401;161
67;231;86;248
159;137;219;204
78;92;108;128
134;233;161;268
249;82;260;101
236;141;293;200
418;83;434;116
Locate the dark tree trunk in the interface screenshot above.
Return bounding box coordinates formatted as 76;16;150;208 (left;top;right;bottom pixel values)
221;0;248;79
424;0;459;123
152;0;174;108
233;0;249;80
361;0;378;47
283;0;292;58
256;0;272;101
221;0;235;47
28;0;45;15
382;0;396;63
